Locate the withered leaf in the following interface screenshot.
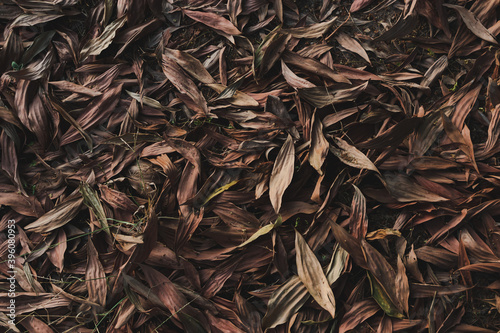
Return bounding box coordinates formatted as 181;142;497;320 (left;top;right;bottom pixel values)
362;240;406;317
164;48;216;84
282;50;351;84
183;9;241;35
80;182;111;235
282;18;337;38
421;55;448;88
86;239;107;308
238;216;282;248
330;136;379;173
162;55;208;115
443;4;498;45
269;134;295;213
261;276;309;329
309;112;329;174
281;60;315;89
299;82;369;108
336;33;371;64
295;230;336;319
385;173;448;203
207;83;259;107
24;197;83;233
339;299;380;333
80;16;127;61
350;0;375;12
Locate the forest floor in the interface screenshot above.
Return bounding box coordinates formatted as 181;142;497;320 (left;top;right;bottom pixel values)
1;0;500;332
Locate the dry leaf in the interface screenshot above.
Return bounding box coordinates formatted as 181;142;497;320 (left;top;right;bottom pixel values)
295;230;336;318
269;134;295;213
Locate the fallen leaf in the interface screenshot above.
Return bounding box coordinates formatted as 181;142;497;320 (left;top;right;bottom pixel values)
295;230;336;318
80;16;127;61
269;134;295;213
184;9;241;35
309;112;329;174
24;197;83;233
330;136;379;173
282;18;337;38
336;33;371;64
443;4;498;45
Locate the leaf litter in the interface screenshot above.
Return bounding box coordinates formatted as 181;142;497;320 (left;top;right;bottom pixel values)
1;0;500;332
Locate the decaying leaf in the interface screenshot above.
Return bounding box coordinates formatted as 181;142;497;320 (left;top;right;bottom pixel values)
309;112;329;174
295;230;336;318
24;197;83;233
183;9;242;35
330;136;379;173
443;4;498;45
282;18;337;38
336;33;371;64
269;135;295;213
80;16;127;61
86;239;107;310
262;276;310;329
2;0;500;330
299;82;369;108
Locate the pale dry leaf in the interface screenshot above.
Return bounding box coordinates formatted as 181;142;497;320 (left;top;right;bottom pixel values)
269;135;295;213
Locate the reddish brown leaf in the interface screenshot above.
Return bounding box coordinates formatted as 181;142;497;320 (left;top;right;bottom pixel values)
183;9;242;35
339;299;380;333
309;112;329;174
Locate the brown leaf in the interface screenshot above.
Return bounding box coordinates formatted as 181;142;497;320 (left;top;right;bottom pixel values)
358;117;423;149
60;83;123;145
330;136;379;173
175;209;204;250
295;230;336;318
309;112;329;174
80;16;127;61
281;60;315;89
24;197;83;233
329;220;368;269
282;50;351;84
19;316;55;333
366;228;402;240
414;246;457;268
299;82;369;108
207;83;259;107
262;276;310;329
361;240;405;315
49;81;102;97
347;185;368;239
375;12;419;41
6;50;54;80
395;255;410;315
183;9;241;35
46;229;67;273
384;173;448;203
457;263;500;274
443;4;498;45
350;0;375;12
282;18;337;38
161;55;208;115
269;134;295;213
164;48;216;84
339;299;380;333
420;55;448;88
427;209;467;244
258;32;291;79
336;33;371;64
86;239;107;308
